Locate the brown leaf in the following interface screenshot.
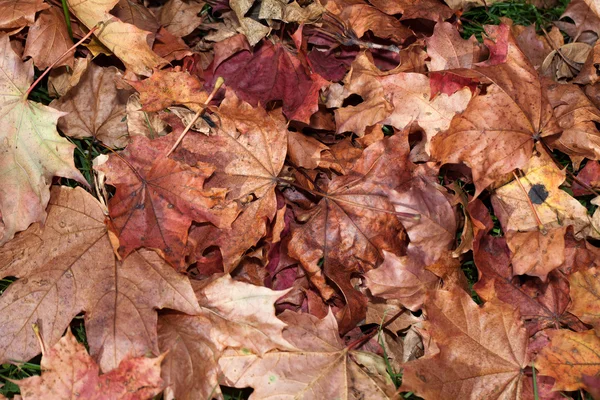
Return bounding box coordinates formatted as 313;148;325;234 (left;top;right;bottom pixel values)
336;3;413;44
23;7;74;70
158;275;293;400
51;64;131;148
0;186;201;372
219;310;397;399
365;250;439;311
98;134;237;268
15;329;164;399
369;0;453;21
426;21;481;71
401;287;529;400
158;0;205;37
568;268;600;331
536;329;600;391
113;0;160;33
179;90;287;272
505;227;566;280
432;24;560;195
0;0;48;30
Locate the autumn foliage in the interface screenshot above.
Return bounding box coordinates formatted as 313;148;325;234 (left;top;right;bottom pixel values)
1;0;600;398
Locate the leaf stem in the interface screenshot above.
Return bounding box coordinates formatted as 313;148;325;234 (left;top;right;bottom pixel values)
346;308;406;350
24;24;99;99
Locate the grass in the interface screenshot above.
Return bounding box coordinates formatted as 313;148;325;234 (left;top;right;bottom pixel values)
461;0;570;40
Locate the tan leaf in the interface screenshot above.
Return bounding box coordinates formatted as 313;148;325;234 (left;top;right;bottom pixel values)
219;310;397;399
48;57;91;97
426;21;481;71
0;186;201;372
51;64;131;148
158;275;293;400
158;0;205;38
401;287;529;399
0;0;49;30
506;227;566;280
66;0;165;75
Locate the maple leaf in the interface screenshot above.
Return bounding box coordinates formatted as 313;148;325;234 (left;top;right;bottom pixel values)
426;21;481;71
504;228;566;280
157;0;205;38
0;0;48;30
208;35;328;123
177;90;287;272
51;63;131;148
219;310;397;399
97;134;237;268
568;268;600;331
66;0;165;75
0;186;201;372
158;275;293;400
368;0;453;21
401;286;529;400
0;35;85;245
334;53;471;152
491;147;591;240
112;0;159;33
536;329;600;392
365;250;439;311
15;329;164;399
431;24;561;195
288;134;408;332
23;7;74;70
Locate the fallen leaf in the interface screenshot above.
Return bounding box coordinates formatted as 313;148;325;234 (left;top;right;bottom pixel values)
568;268;600;331
219;310;398;399
97;134;236;268
0;186;201;372
505;227;566;280
536;329;600;391
23;7;74;70
66;0;165;75
401;287;529;400
51;64;131;148
0;0;48;30
426;21;481;71
0;35;85;245
158;0;205;38
113;0;160;33
15;329;164;399
158;275;293;400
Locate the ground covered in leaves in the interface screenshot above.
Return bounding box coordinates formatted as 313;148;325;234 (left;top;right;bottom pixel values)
1;0;600;399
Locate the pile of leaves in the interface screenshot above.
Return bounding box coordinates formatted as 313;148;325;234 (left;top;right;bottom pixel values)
1;0;600;398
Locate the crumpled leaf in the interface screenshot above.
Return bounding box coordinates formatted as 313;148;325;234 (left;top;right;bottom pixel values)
23;6;74;70
179;90;287;272
158;0;205;38
158;275;293;400
66;0;165;75
432;24;560;195
97;134;237;268
401;287;529;400
208;35;327;123
0;35;85;245
568;267;600;331
365;250;439;311
258;0;324;23
0;186;201;372
491;147;591;238
51;64;131;148
15;329;164;399
219;310;397;399
288;134;408;332
536;329;600;392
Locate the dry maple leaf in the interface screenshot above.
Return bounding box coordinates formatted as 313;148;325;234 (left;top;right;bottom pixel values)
208;35;328;123
15;329;164;399
568;267;600;331
113;0;159;33
365;250;439;311
219;310;397;399
51;63;132;148
536;329;600;392
287;133;408;332
369;0;453;21
0;186;201;372
178;90;287;272
0;35;85;245
158;275;293;400
157;0;205;38
431;24;561;195
23;6;74;70
0;0;48;30
491;147;591;240
98;134;237;269
504;227;566;280
401;286;529;400
66;0;165;75
426;21;481;71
